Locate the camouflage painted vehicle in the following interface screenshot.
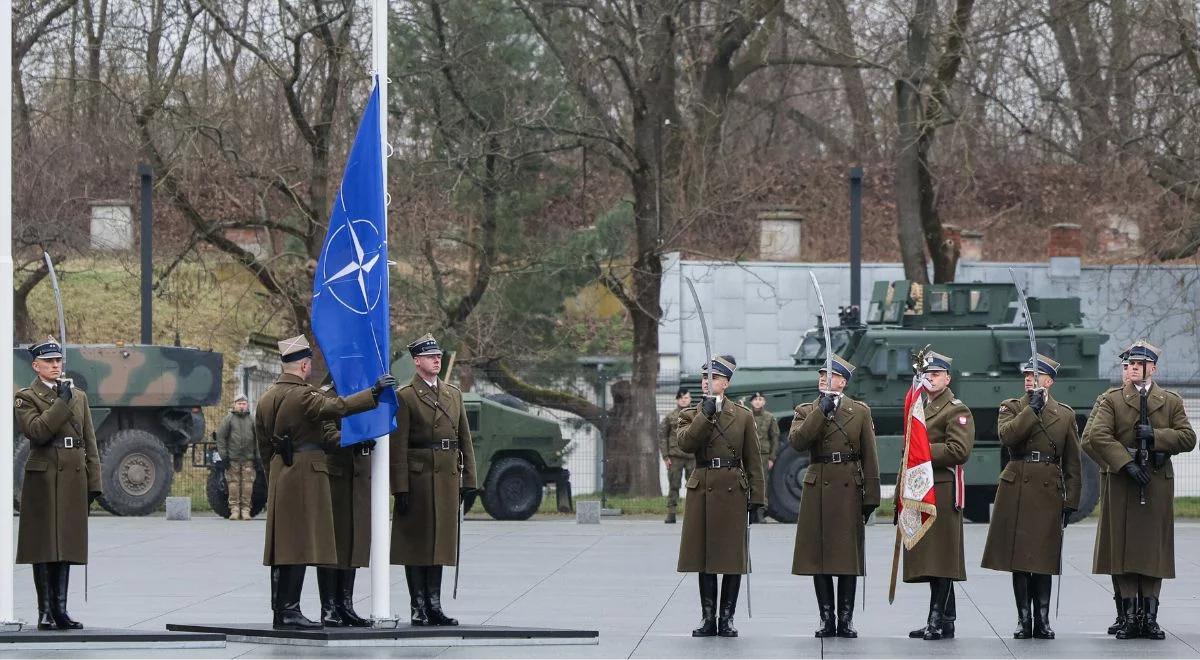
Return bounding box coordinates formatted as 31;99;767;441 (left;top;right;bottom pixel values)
13;344;223;516
682;280;1109;524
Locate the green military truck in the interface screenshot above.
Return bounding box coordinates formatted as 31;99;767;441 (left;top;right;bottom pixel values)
682;280;1109;524
13;344;224;516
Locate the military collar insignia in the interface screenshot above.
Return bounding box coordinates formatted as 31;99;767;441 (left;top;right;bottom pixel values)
951;398;963;405
15;399;22;408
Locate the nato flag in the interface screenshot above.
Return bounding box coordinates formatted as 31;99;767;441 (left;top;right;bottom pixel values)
312;80;398;445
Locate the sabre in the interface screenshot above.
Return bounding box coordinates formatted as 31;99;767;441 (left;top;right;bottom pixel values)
808;272;833;394
43;252;67;358
685;277;750;618
454;451;463;599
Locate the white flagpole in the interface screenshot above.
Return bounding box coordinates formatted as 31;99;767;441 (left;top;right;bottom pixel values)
369;0;394;625
0;0;18;626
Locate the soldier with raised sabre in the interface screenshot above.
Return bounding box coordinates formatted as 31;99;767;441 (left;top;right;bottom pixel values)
1082;340;1195;640
676;355;766;638
661;386;693;524
748;392;779;523
315;384;374;627
390;334;478;626
904;350;974;641
789;355;880;638
982;354;1081;640
15;337;102;630
255;335;394;630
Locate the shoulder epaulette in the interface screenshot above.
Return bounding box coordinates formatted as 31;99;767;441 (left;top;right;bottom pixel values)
1056;401;1074;411
444;381;462;392
951;398;964;406
732;401;752;413
398;383;414;392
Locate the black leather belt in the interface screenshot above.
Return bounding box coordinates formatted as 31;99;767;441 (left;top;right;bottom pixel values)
51;436;79;449
411;439;459;451
812;452;861;464
699;458;741;469
1018;451;1058;463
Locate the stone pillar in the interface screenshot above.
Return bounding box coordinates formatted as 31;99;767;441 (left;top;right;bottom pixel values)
960;230;984;261
757;207;804;261
1049;223;1082;257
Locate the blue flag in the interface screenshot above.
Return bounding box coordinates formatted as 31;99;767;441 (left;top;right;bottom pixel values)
312;80;397;446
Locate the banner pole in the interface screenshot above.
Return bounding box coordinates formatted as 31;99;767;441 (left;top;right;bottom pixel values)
0;0;19;628
369;0;393;625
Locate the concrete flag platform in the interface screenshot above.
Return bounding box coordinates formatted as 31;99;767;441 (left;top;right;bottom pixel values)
165;622;598;647
0;627;225;650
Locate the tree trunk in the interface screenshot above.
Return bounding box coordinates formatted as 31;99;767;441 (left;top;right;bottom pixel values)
894;78;930;283
825;0;878;160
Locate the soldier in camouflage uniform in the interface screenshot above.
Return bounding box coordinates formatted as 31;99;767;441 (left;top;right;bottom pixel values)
661;387;693;524
215;395;258;520
15;338;102;630
255;335;394;630
748;392;778;522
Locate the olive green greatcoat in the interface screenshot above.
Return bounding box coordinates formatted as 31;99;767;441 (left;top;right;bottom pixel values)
322;420;373;569
903;387;974;583
660;408;689;459
981;392;1082;575
15;379;102;565
1081;391;1117;573
1082;382;1196;579
390;376;478;567
255;373;377;566
676;399;766;574
751;408;780;462
789;395;881;576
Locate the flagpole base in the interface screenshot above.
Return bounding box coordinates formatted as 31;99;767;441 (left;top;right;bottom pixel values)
0;622;22;632
371;616;400;629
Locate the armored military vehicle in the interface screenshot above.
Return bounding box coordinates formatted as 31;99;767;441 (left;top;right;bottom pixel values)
13;344;224;516
681;280;1109;524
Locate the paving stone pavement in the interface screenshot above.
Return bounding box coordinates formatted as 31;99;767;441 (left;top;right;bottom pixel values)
2;515;1199;658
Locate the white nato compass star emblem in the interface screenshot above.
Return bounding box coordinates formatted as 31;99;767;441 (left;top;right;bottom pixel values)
319;218;385;315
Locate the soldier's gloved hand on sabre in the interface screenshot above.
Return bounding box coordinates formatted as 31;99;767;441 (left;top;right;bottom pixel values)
862;504;877;525
394;492;410;515
1122;461;1151;486
1062;506;1076;528
701;397;717;419
88;491;101;505
747;502;765;523
372;374;398;397
1136;423;1155;447
1028;388;1046;413
55;379;73;402
459;486;478;502
818;393;837;417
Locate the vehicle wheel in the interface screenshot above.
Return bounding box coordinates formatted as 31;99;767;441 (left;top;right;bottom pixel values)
766;446;809;524
1071;452;1101;523
250;466;268;518
13;436;30;511
963;485;994;523
481;457;542;521
98;429;174;516
206;469;232;519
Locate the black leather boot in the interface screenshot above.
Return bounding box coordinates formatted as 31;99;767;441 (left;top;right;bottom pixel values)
1012;572;1033;639
1141;597;1165;640
836;575;858;638
664;508;676;524
337;569;371;627
1107;577;1123;635
1032;574;1054;639
910;582;936;638
942;581;957;638
33;564;55;630
1115;598;1140;639
813;575;836;638
717;574;741;637
405;566;431;626
316;567;345;627
922;579;950;640
49;563;82;629
273;565;321;630
425;566;459;626
692;573;717;637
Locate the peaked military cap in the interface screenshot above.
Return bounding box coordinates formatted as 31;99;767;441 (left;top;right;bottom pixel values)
1124;339;1160;363
701;355;736;379
278;334;313;363
921;350;953;372
818;353;856;380
1021;353;1060;379
29;336;63;360
408;333;443;357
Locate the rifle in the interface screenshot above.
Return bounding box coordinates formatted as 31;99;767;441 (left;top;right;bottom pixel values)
1137;384;1150;506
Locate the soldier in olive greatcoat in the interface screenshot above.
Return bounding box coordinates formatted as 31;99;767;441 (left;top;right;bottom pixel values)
1082;340;1196;640
661;387;694;524
676;355;766;638
982;355;1081;640
15;337;102;630
789;355;880;638
903;351;974;641
390;334;478;627
255;335;393;630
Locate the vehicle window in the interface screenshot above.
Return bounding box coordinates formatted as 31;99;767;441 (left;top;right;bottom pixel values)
466;409;480;433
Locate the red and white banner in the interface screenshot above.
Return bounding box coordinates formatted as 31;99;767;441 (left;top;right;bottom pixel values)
896;376;937;549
